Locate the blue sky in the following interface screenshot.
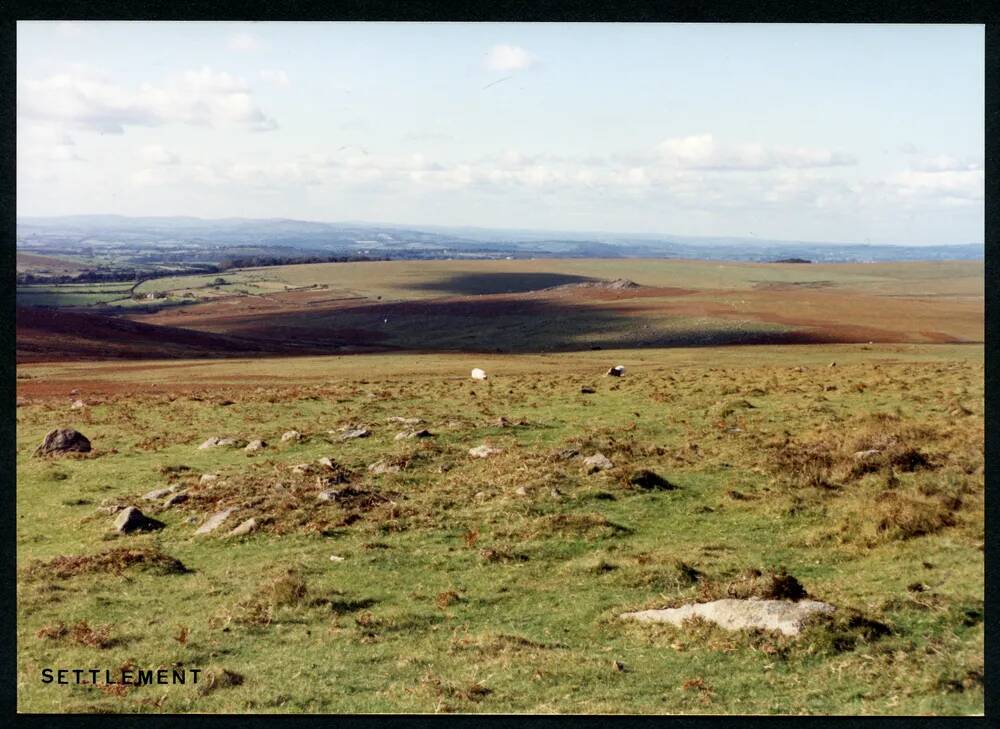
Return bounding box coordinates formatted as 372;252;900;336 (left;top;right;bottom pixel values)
17;22;984;244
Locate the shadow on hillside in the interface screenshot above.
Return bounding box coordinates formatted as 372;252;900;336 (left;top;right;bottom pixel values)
407;272;600;296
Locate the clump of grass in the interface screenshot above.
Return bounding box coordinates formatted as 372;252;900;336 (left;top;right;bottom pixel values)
36;620;118;649
698;567;808;602
263;570;308;607
22;547;189;580
435;590;462;608
519;512;632;540
197;667;245;696
799;610;892;654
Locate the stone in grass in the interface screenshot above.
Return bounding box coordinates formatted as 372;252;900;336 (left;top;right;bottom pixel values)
627;469;675;490
583;453;614;473
227;518;258;537
387;416;423;425
114;506;165;534
395;429;433;441
198;437;244;450
469;444;503;459
34;428;91;457
317;490;339;502
199;473;218;484
194;508;235;535
281;430;302;442
245;439;267;453
143;486;175;501
620;598;836;637
368;460;402;475
163;492;189;507
338;428;371;441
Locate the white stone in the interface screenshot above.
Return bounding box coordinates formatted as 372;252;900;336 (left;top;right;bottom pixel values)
620;598;836;637
471;368;488;380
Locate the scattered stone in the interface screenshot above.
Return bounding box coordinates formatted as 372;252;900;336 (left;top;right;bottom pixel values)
329;555;346;562
199;473;218;484
620;598;836;637
281;430;302;443
194;508;235;535
606;365;625;377
555;448;579;461
829;361;837;368
114;506;165;534
387;416;423;425
143;487;175;501
163;492;189;507
514;486;528;497
317;490;339;502
583;452;614;473
34;429;91;457
198;437;244;450
245;439;267;453
854;449;881;460
628;469;675;490
368;460;401;475
581;386;596;394
70;399;86;410
395;429;433;440
339;428;371;441
317;457;336;469
469;444;503;459
227;518;258;537
471;368;488;380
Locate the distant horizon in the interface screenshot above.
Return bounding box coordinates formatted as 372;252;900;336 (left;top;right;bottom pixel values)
17;22;983;246
16;212;984;249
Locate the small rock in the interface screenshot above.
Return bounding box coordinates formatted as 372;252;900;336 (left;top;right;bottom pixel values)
514;486;528;496
143;487;175;501
469;444;503;459
555;448;579;461
606;365;625;377
620;598;836;637
329;555;346;562
195;508;235;535
70;399;86;410
199;473;218;484
471;368;488;380
387;416;423;425
245;439;267;453
854;449;881;460
317;490;339;502
114;506;165;534
495;416;511;427
281;430;302;443
339;428;371;441
317;456;336;469
368;460;401;475
580;386;596;394
199;437;244;450
583;452;614;473
829;361;837;368
163;492;189;507
395;429;433;440
628;469;674;490
227;518;258;537
34;428;91;457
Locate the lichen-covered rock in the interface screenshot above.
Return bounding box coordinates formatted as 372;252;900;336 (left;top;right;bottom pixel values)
34;428;91;457
620;598;835;637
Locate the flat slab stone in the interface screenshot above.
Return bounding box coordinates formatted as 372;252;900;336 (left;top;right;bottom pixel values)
227;517;258;537
583;453;614;472
469;445;503;458
621;598;835;637
195;508;236;535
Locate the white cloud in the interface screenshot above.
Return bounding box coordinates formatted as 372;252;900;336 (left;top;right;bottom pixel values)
485;44;538;72
55;22;85;38
140;144;180;165
910;154;982;173
888;168;983;202
18;66;278;133
227;32;261;53
259;69;289;86
655;134;855;171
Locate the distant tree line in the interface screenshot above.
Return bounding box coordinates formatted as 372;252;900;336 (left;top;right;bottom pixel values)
216;254;385;269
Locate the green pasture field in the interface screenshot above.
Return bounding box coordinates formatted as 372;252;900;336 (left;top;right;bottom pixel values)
15;344;983;714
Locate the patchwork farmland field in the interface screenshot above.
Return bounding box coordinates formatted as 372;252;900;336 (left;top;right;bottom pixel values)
15;259;984;714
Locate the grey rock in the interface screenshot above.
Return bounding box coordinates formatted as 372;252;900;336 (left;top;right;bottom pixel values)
387;416;423;425
854;449;881;460
395;429;433;440
114;506;165;534
606;365;625;377
620;598;836;637
163;492;189;507
199;473;218;484
143;487;175;501
469;444;503;459
227;518;258;537
245;439;267;452
34;428;91;457
583;452;614;473
317;490;339;502
338;427;371;441
281;430;302;442
194;508;235;535
368;460;401;475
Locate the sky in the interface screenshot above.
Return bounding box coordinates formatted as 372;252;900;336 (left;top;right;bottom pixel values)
16;22;985;245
